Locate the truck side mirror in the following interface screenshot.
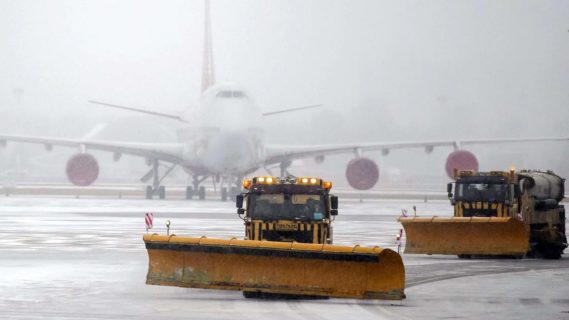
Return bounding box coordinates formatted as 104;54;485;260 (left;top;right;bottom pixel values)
330;196;338;210
236;194;244;209
237;208;245;215
447;183;453;198
330;209;338;216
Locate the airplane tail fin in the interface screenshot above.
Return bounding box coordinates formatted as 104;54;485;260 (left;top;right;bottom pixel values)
201;0;215;93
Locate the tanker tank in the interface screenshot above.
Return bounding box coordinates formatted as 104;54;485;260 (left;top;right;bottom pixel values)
518;170;565;202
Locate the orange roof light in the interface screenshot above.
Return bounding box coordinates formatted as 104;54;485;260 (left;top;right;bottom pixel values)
323;181;332;189
242;179;252;189
296;177;323;186
254;176;277;184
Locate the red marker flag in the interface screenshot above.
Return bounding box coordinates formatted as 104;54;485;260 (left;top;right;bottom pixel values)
145;213;154;231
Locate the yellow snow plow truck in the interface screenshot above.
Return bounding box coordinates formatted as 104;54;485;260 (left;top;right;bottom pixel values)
399;169;567;259
144;176;405;300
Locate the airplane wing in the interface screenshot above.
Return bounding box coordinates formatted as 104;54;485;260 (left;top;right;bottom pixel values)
88;101;187;123
0;134;186;164
263;137;569;165
262;104;323;116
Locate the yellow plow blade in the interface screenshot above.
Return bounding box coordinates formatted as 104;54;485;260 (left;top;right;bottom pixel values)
143;234;405;300
399;217;529;256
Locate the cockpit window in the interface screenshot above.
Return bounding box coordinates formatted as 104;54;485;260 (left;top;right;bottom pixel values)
216;90;246;98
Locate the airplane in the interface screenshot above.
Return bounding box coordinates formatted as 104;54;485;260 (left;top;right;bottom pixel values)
1;0;568;201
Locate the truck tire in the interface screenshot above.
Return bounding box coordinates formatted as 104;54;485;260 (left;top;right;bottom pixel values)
145;186;153;199
242;291;260;299
540;248;563;260
198;186;206;200
158;186;166;199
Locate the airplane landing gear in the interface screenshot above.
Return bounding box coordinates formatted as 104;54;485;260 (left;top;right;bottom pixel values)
144;160;170;199
186;176;207;200
280;160;292;177
186;175;239;201
145;185;166;199
220;177;241;202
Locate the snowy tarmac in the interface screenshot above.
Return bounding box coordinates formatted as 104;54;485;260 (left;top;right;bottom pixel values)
0;197;568;319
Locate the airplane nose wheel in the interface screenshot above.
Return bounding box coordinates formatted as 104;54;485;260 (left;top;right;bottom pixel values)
145;185;166;199
187;176;207;200
220;177;241;201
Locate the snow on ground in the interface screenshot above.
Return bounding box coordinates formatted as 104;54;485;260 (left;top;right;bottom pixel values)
0;197;566;319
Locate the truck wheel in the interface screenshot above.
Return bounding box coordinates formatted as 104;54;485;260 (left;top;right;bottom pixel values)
542;249;562;260
221;187;228;202
243;291;260;299
457;254;472;259
145;186;153;199
243;291;328;300
198;186;206;200
185;186;193;200
158;186;166;199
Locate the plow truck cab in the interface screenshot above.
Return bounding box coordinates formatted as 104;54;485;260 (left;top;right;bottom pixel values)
143;176;406;300
399;169;567;259
236;176;337;244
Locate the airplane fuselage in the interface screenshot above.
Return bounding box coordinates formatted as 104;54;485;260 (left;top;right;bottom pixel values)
178;83;266;177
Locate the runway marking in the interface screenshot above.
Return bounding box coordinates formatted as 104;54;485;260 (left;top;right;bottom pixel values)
406;266;569;288
286;301;328;320
518;298;543;305
358;303;414;320
552;299;569;304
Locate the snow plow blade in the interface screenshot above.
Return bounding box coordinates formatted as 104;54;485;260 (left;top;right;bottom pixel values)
143;234;405;300
399;217;529;256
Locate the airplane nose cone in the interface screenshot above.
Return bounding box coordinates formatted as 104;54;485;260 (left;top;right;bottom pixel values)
204;132;257;174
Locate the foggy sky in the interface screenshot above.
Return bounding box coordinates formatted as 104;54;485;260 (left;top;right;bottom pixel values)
1;0;568;183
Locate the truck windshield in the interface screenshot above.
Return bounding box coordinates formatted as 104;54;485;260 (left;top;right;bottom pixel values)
248;193;326;220
455;182;508;202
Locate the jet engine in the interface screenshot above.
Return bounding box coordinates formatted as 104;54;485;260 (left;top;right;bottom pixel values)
345;157;379;190
66;153;99;186
444;150;478;178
